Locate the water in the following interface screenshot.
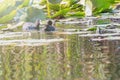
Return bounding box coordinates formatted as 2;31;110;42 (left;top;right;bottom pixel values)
0;25;120;80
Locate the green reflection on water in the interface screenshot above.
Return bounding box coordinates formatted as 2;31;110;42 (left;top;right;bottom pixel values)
0;30;120;80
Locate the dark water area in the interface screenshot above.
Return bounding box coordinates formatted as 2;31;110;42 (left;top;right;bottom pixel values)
0;24;120;80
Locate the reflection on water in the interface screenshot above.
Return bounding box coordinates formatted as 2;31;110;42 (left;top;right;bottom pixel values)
0;31;120;80
80;37;120;80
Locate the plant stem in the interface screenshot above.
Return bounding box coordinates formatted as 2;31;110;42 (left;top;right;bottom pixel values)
46;0;51;18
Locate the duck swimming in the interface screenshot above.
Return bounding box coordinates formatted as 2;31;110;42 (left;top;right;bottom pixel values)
22;19;40;31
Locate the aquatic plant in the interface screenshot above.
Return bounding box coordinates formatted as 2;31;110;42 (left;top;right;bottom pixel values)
87;27;97;31
0;0;120;24
0;0;29;24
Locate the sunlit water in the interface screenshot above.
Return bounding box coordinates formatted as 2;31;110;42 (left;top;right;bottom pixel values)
0;25;120;80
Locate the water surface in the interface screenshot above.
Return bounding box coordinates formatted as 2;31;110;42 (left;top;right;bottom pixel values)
0;24;119;80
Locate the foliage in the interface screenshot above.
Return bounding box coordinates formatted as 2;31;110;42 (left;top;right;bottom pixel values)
49;4;60;11
40;0;83;18
95;19;111;24
115;0;120;2
48;0;62;4
0;0;120;24
0;0;16;17
66;11;85;18
40;0;119;18
70;3;83;11
87;27;97;31
0;25;7;30
18;0;29;8
51;8;70;18
0;10;17;23
91;0;119;15
0;0;29;24
46;0;84;18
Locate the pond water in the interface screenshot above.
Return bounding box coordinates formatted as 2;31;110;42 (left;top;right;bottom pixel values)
0;24;120;80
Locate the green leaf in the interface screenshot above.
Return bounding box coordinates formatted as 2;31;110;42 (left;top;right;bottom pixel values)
91;0;116;15
67;11;85;18
0;10;16;24
87;27;97;31
0;0;16;17
49;3;60;11
51;8;70;18
0;0;30;23
19;0;29;8
48;0;62;4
